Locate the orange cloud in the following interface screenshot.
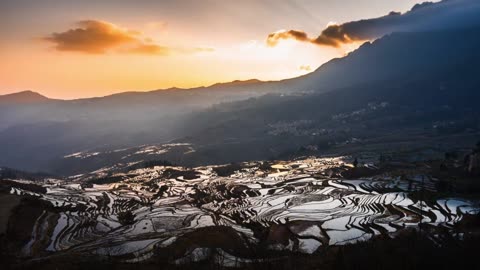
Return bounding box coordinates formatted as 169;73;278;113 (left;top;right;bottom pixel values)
127;44;170;55
266;26;361;48
266;30;310;47
42;20;213;56
299;65;311;71
42;20;140;54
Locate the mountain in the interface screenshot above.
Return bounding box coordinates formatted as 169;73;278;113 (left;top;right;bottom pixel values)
283;28;480;93
173;28;480;166
0;79;289;173
0;90;50;104
1;27;480;174
209;79;264;87
0;79;289;132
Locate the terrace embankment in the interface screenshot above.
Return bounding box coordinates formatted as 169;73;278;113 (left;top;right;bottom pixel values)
1;155;479;268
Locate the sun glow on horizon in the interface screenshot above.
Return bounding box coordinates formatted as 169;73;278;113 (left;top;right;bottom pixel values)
0;0;423;99
0;25;347;99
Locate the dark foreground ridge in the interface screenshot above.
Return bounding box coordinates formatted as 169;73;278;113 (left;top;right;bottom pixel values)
6;230;480;270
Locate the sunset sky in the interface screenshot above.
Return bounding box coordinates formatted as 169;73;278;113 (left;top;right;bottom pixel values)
0;0;424;99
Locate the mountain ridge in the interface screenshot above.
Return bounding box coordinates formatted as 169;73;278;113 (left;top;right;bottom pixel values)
0;78;270;102
0;90;51;104
1;27;480;174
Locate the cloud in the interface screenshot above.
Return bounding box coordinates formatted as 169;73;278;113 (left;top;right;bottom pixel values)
299;65;311;71
267;0;480;48
193;47;215;53
42;20;213;55
126;44;171;55
126;44;214;55
42;20;140;54
145;21;168;31
267;30;310;47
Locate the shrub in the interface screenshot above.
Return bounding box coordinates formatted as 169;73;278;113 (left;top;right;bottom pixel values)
117;210;135;225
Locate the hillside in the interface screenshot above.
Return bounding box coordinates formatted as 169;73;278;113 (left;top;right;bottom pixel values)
1;28;480;174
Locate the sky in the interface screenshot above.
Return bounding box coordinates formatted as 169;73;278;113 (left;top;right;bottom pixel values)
0;0;425;99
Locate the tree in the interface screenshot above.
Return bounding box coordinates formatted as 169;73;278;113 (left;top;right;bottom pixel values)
353;158;359;168
117;210;135;225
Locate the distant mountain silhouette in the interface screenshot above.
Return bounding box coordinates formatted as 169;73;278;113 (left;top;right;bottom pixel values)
0;90;50;104
210;79;264;88
1;79;269;104
1;27;480;174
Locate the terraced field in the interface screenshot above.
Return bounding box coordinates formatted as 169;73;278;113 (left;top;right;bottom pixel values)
5;157;480;266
